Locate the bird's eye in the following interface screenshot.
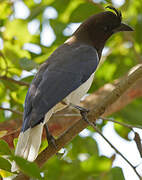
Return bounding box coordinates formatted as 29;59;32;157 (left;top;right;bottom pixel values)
103;26;111;33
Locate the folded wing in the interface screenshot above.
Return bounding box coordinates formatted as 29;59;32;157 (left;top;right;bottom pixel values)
22;43;99;131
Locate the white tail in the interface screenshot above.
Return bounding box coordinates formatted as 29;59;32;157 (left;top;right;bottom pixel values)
16;123;43;161
11;110;53;172
11;103;67;172
11;123;43;172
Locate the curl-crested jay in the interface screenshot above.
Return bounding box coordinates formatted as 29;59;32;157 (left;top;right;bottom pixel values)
12;6;133;171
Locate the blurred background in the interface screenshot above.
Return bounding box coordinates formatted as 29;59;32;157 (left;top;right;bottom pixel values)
0;0;142;179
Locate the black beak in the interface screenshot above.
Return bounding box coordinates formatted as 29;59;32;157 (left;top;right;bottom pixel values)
113;23;134;33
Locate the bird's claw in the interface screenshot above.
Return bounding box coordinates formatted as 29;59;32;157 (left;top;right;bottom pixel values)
70;104;91;125
48;135;57;149
44;124;57;149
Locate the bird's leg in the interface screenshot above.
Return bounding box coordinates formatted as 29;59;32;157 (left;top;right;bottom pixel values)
44;124;57;148
70;104;98;129
44;124;66;158
70;104;91;125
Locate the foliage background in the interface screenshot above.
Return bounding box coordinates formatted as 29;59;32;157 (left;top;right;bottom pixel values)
0;0;142;179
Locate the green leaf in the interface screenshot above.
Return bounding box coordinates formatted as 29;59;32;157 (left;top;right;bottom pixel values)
0;2;12;19
96;61;117;81
13;138;18;149
114;119;131;140
51;0;71;13
50;19;66;36
4;19;32;45
13;156;43;179
20;75;34;83
28;5;47;20
10;87;27;104
0;157;11;172
110;167;125;180
0;169;13;178
69;3;101;22
0;110;5;122
0;140;12;156
20;58;38;71
3;41;31;75
114;98;142;127
81;155;112;173
68;136;98;158
39;140;48;153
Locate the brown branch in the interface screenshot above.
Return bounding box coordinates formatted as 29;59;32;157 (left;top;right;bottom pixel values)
0;107;23;115
1;65;142;147
0;118;22;148
49;70;142;137
36;64;142;165
13;63;142;179
100;117;142;129
0;76;29;87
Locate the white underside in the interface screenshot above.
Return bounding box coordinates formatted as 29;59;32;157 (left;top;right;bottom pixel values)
11;72;94;172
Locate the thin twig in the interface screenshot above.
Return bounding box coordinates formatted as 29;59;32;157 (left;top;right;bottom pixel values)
54;115;142;130
2;127;21;138
100;117;142;130
55;111;142;179
0;51;9;75
0;76;29;87
51;110;142;179
54;113;80;117
0;106;23;115
92;124;141;179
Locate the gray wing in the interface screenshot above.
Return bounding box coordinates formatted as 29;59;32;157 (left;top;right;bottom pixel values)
22;43;99;131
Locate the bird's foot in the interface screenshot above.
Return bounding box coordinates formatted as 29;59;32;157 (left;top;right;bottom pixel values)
44;124;57;149
70;104;91;125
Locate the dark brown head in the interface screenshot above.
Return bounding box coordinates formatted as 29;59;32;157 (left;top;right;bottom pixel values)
73;6;133;58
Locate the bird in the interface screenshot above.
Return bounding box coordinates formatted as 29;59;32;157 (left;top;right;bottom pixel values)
11;6;133;171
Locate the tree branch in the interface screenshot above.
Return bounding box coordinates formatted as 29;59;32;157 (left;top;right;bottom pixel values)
13;64;142;179
94;125;141;179
100;117;142;129
0;107;23;115
0;76;29;87
1;65;142;148
36;64;142;166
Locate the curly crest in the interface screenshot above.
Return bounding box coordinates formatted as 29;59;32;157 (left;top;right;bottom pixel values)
105;6;122;22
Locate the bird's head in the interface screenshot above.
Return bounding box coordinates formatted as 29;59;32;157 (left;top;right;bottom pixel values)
74;6;133;58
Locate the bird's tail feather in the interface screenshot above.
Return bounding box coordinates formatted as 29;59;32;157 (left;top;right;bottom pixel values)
11;109;53;172
11;123;43;172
